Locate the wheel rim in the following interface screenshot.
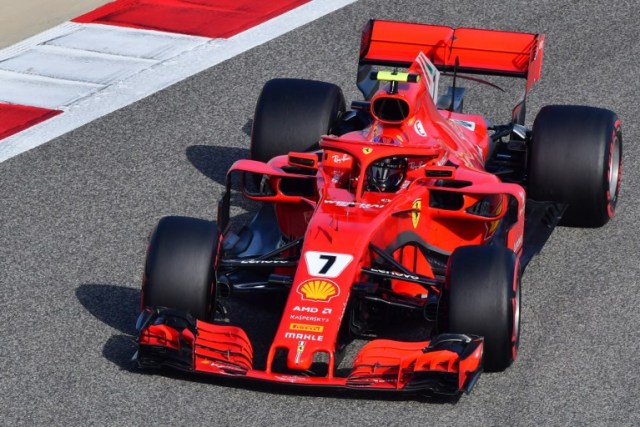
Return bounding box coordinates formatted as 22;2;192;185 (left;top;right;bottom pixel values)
608;132;622;206
511;274;521;362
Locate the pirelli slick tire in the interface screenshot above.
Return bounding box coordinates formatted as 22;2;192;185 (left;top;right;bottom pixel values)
528;105;622;227
142;216;218;320
251;78;345;163
444;245;520;372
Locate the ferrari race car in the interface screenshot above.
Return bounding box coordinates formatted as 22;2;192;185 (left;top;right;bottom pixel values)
134;20;622;396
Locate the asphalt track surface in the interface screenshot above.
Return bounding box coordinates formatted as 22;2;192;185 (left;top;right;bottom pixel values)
2;0;639;425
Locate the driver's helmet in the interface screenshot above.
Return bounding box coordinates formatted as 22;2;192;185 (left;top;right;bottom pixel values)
366;156;407;192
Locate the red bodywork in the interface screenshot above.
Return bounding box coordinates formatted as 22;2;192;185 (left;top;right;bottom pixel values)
138;20;544;395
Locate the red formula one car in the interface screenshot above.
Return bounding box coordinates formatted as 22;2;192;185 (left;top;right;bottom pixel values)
134;20;622;396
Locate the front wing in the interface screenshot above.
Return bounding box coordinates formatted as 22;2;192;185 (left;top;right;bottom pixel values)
135;308;483;396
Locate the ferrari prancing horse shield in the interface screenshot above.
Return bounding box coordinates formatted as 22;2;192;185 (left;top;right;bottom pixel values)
412;198;421;228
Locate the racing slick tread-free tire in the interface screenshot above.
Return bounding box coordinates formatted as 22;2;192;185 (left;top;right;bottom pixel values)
444;245;520;372
251;78;346;163
143;216;218;320
528;105;622;227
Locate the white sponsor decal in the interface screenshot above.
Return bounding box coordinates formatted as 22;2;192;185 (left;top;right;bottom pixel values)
408;161;426;170
292;306;333;315
289;314;330;323
436;152;449;166
370;268;419;281
414;120;427;137
240;259;288;264
416;52;440;102
450;118;476;131
331;153;351;163
284;332;323;342
304;251;353;278
275;375;299;383
324;200;385;209
293;306;318;313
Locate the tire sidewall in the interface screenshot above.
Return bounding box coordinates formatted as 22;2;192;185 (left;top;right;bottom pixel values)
445;245;519;372
142;216;218;320
529;105;622;227
250;78;345;163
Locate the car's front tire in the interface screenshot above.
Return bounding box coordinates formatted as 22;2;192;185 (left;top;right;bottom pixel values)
142;216;218;320
442;245;520;372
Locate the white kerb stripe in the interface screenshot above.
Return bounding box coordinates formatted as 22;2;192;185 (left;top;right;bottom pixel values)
0;69;102;109
46;24;211;61
0;45;157;86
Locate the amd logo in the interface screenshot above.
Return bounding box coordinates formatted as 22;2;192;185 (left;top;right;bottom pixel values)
292;306;332;314
293;306;318;313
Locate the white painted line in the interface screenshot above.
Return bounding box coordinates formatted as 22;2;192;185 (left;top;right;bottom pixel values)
0;69;102;109
0;0;358;163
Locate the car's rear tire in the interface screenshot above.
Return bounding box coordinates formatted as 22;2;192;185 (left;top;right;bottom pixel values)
142;216;218;320
251;78;345;163
528;105;622;227
443;245;520;372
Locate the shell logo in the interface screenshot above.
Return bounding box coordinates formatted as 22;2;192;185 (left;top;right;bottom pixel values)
297;279;340;302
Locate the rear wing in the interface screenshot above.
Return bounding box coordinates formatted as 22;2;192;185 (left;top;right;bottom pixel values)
357;20;545;121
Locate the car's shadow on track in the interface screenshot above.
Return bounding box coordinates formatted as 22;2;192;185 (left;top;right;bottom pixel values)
76;284;140;369
186;144;250;185
76;283;289;372
76;283;460;404
76;284;139;336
